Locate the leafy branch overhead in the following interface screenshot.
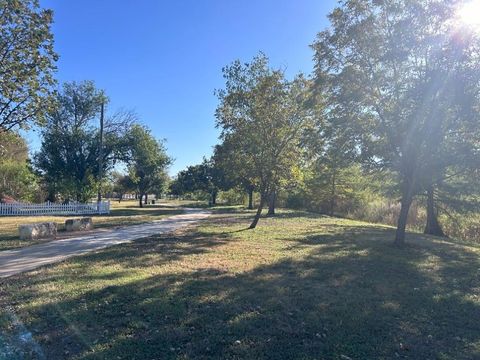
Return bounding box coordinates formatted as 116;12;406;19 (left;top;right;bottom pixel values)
0;0;58;131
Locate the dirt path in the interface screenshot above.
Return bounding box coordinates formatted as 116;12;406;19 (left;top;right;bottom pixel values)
0;208;210;279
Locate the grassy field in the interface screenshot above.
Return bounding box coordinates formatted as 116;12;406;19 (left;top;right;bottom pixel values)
1;208;479;359
0;200;195;251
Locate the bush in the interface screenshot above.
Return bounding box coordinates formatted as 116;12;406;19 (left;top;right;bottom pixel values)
349;198;425;232
283;189;307;210
218;188;246;206
440;213;480;244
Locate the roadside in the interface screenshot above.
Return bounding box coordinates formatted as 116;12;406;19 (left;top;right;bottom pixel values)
0;200;203;251
0;208;211;278
1;208;479;359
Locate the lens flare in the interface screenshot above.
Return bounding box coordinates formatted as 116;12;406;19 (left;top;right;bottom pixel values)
458;0;480;30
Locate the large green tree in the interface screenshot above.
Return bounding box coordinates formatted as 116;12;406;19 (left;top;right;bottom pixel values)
126;124;171;208
302;96;360;216
35;81;132;202
0;0;57;131
215;54;311;228
312;0;480;245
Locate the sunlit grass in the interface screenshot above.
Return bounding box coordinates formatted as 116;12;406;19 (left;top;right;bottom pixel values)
1;208;479;359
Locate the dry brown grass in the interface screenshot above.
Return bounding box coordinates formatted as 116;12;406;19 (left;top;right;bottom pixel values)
1;208;479;359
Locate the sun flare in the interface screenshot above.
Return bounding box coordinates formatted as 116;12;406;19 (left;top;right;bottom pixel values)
458;0;480;30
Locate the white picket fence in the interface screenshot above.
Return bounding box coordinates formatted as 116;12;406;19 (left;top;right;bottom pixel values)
0;201;110;216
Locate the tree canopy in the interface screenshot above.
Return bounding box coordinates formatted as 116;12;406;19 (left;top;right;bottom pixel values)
0;0;58;131
34;81;133;202
126;124;171;207
171;157;229;206
215;53;312;228
312;0;480;245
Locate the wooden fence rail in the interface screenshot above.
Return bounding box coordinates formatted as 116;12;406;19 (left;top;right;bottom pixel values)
0;201;110;216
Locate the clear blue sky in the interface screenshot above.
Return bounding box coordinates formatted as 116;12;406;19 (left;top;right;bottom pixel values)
35;0;336;175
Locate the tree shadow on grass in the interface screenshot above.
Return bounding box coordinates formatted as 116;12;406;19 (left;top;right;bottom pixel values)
269;210;332;220
106;207;184;218
2;223;480;359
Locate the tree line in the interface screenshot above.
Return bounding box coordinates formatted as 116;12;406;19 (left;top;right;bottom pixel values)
171;0;480;246
1;0;479;246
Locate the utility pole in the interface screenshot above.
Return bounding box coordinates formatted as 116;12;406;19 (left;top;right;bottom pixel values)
97;101;104;203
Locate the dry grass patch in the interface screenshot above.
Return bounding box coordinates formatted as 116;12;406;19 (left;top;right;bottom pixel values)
1;208;480;359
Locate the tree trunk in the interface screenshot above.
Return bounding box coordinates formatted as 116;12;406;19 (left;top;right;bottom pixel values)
139;193;144;208
211;191;217;206
247;188;254;210
330;167;336;216
144;193;148;205
424;185;446;237
46;186;56;203
249;193;266;229
394;192;413;246
267;190;276;216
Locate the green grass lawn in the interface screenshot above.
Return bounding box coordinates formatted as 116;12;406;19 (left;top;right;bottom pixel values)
1;208;479;359
0;200;192;251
